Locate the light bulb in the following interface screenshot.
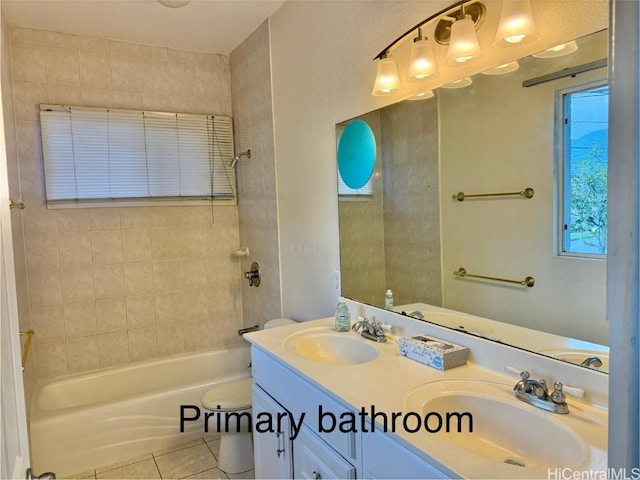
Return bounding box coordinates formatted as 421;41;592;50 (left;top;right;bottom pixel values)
495;0;539;47
407;35;438;81
372;53;402;96
446;15;482;64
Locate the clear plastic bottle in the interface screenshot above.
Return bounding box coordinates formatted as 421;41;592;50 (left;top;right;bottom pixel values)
335;297;351;332
385;289;394;310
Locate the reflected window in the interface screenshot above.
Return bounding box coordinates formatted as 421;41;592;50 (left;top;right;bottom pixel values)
559;82;608;256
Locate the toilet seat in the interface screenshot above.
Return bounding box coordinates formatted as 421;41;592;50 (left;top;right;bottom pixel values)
201;377;253;411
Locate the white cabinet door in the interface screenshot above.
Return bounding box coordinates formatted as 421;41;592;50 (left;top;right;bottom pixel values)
252;384;292;480
293;425;355;480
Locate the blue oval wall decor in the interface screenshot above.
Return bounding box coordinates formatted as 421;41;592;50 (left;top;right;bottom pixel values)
338;119;376;189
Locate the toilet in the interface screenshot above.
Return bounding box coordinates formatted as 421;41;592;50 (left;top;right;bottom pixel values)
201;318;295;474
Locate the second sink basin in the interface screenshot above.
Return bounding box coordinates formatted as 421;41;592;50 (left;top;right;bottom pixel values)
404;379;592;474
284;329;380;365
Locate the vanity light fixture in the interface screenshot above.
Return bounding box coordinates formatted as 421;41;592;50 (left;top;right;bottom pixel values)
494;0;539;47
481;60;519;75
532;40;578;58
407;28;438;80
444;9;483;64
442;77;473;88
372;52;402;96
406;89;435;101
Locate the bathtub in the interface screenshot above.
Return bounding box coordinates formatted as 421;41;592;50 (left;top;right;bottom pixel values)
29;345;251;477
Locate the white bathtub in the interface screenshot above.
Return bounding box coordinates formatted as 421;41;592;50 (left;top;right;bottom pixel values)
29;346;252;477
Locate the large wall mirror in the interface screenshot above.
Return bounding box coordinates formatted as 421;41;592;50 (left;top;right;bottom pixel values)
337;27;609;372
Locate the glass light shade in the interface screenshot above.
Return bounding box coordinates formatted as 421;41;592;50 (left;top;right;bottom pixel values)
445;16;482;64
481;60;520;75
406;89;435;101
441;77;473;89
495;0;539;47
532;41;578;58
157;0;190;7
407;39;438;81
372;55;402;96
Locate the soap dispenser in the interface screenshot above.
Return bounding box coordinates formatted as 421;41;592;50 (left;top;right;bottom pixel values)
335;297;351;332
385;289;394;310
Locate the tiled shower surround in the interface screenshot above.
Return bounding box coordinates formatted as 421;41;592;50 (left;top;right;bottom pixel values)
6;25;246;380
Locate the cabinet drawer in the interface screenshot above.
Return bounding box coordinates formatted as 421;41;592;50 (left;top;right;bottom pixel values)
252;347;358;461
294;424;355;480
362;429;449;479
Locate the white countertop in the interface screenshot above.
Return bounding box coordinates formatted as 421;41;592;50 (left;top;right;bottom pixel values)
245;315;608;479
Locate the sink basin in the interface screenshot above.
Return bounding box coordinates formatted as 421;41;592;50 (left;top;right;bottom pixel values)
284;329;380;365
404;380;589;471
540;349;609;372
420;311;496;338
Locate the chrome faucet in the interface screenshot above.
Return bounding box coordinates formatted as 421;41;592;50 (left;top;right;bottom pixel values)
351;317;387;343
512;370;570;414
580;356;603;368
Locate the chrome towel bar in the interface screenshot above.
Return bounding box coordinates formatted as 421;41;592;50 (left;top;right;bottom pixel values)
453;267;535;288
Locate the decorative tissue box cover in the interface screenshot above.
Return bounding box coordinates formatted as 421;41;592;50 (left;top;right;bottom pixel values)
398;335;468;370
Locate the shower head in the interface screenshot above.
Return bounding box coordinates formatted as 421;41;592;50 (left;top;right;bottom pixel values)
230;149;252;168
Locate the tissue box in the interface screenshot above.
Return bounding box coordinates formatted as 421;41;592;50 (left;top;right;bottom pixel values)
398;335;468;370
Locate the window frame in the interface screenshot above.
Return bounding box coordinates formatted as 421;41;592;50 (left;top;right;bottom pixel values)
40;105;237;209
555;79;608;259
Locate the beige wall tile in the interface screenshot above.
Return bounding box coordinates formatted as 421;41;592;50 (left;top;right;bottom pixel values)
61;267;95;303
153;260;181;293
151;228;181;260
11;43;46;83
94;264;125;300
120;207;150;228
154;292;182;325
58;230;92;267
27;268;62;306
45;46;80;86
167;48;200;65
142;93;171;112
12;82;47;121
181;290;209;323
98;331;129;367
16;120;42;159
63;301;97;338
139;45;168;63
182;207;213;227
181;260;208;289
47;84;82;105
91;229;123;265
78;35;109;53
44;31;79;49
56;209;89;231
167;62;196;96
11;26;44;45
30;304;65;344
113;90;143;109
23;208;57;235
123;261;154;295
79;50;112;90
96;297;127;333
122;228;152;263
181;229;207;259
81;87;113;107
170;95;202;115
109;39;140;57
25;233;59;270
141;61;169;94
110;52;141;92
90;208;121;230
156;323;184;356
126;294;155;329
149;206;180;227
67;336;99;373
128;327;157;363
183;320;210;351
33;341;68;379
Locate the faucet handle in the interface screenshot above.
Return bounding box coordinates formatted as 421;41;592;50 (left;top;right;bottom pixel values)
551;382;567;404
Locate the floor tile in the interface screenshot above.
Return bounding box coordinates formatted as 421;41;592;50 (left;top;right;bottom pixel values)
183;467;228;479
153;438;205;456
155;443;217;479
226;469;255;479
95;453;153;474
95;458;160;479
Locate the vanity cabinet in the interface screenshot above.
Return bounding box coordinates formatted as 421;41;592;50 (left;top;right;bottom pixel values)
252;385;292;479
251;346;447;480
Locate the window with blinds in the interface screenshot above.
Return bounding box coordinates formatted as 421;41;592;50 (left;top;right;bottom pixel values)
40;105;236;207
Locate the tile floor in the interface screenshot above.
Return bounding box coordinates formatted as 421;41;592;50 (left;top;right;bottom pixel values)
65;437;255;480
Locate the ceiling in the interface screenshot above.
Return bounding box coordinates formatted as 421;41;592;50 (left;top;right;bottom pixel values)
2;0;286;55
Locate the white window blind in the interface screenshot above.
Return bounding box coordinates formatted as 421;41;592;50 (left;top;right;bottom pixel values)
40;105;235;206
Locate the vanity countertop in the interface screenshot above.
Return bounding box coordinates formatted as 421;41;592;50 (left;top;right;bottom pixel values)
245;316;608;479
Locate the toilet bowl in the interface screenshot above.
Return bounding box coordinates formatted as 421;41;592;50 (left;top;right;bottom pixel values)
200;318;295;473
